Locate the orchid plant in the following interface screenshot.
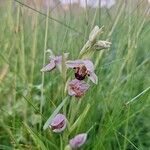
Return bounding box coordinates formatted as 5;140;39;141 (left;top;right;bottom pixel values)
41;26;111;149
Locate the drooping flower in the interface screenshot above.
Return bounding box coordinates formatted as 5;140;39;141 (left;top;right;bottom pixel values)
49;114;67;133
69;133;87;149
41;53;69;72
68;79;90;97
66;60;98;84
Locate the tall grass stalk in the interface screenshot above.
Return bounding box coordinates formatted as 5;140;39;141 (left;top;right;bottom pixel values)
30;7;38;84
19;7;26;83
40;2;50;127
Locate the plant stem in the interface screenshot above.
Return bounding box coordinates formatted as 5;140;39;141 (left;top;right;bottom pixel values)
40;3;49;129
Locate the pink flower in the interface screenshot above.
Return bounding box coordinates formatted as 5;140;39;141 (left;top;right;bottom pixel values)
66;60;98;84
41;53;69;72
69;133;87;149
49;114;67;133
68;79;90;97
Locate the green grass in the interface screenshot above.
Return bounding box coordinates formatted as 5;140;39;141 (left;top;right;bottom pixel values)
0;0;150;150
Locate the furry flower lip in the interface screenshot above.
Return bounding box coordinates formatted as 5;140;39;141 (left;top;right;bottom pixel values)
41;53;69;72
49;114;67;133
69;133;87;149
66;60;98;84
68;79;90;98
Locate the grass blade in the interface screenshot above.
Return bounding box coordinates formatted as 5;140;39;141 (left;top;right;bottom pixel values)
23;122;47;150
69;103;90;133
43;97;68;130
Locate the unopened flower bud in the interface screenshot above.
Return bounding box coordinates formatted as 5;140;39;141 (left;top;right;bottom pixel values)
89;26;104;42
49;114;67;133
94;40;111;50
69;133;87;149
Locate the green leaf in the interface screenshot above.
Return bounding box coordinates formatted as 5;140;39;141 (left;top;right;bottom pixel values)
23;122;47;150
69;103;91;133
43;97;68;130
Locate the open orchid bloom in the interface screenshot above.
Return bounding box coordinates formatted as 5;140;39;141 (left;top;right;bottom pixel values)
41;53;69;72
49;114;67;133
69;133;87;149
66;60;98;84
68;79;90;97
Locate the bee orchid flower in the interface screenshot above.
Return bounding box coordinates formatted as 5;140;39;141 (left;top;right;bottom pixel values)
41;53;69;72
49;114;67;133
66;59;98;84
68;79;90;98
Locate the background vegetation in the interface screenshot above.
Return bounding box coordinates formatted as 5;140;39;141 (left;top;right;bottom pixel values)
0;0;150;149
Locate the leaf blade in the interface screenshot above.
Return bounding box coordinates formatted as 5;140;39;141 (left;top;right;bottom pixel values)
43;97;68;130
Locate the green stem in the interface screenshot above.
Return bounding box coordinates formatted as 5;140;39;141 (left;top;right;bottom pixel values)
40;4;49;128
30;12;38;84
69;98;82;126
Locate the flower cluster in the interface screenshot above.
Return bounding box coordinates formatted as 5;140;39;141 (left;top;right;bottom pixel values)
41;26;111;149
41;56;97;98
80;26;111;56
